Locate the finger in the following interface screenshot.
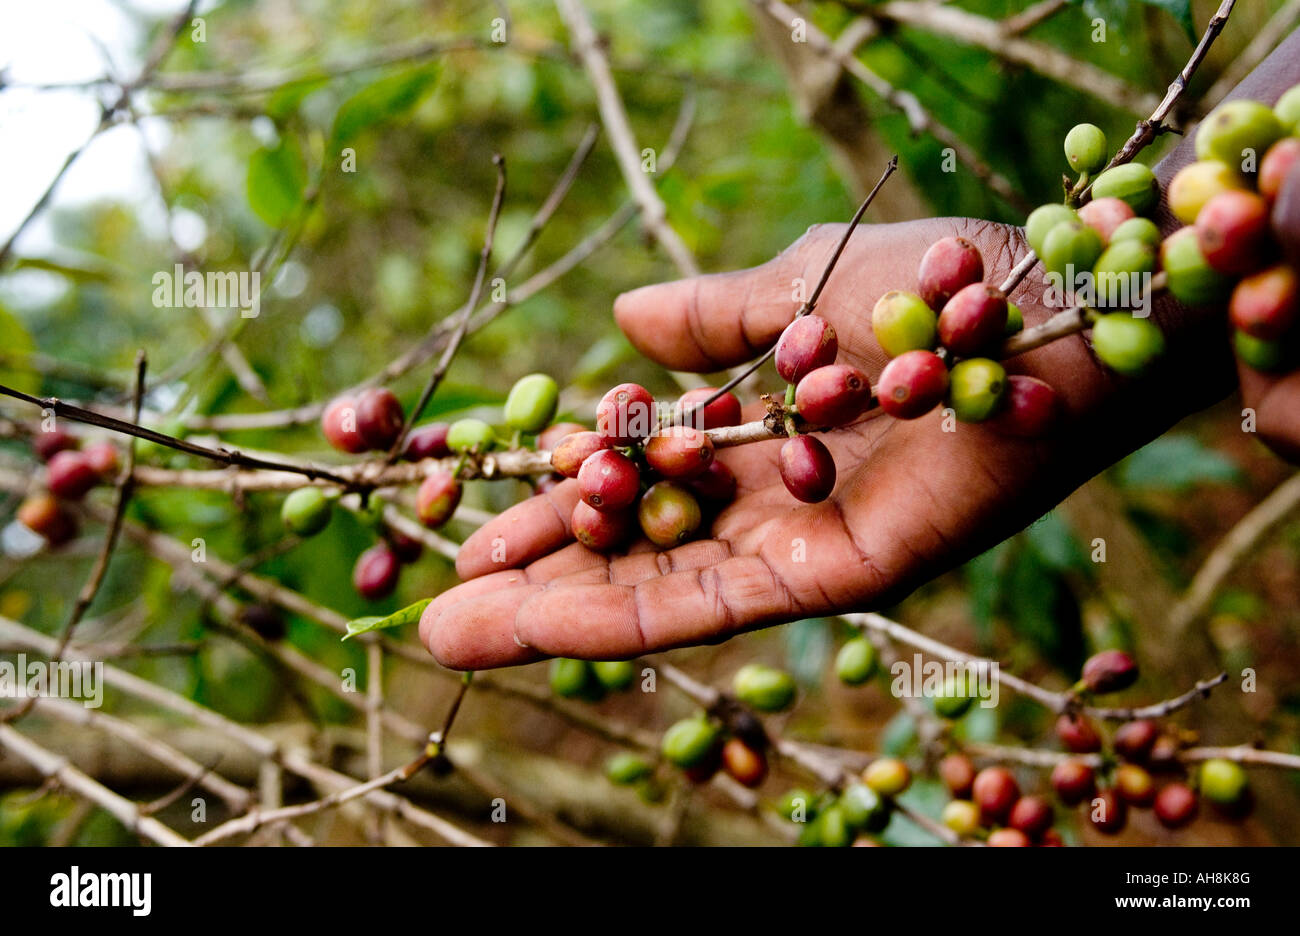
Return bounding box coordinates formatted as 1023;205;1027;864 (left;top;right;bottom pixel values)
454;480;582;579
1271;157;1300;267
1238;358;1300;464
419;580;546;670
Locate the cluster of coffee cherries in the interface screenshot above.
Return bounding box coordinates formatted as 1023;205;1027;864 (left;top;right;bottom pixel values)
778;756;909;847
14;427;120;548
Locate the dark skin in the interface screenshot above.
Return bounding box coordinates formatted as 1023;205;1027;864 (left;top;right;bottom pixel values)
421;31;1300;670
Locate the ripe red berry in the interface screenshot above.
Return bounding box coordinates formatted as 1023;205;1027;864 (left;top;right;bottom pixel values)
402;423;452;460
1081;648;1139;694
987;828;1031;847
1056;713;1102;754
779;434;836;503
536;421;588;452
987;375;1059;438
1113;719;1159;763
355;387;405;450
637;481;702;548
644;426;714;478
916;236;984;311
1229;264;1298;340
33;428;78;462
1078;197;1136;244
17;493;77;545
721;738;768;788
794;364;871;427
676;388;742;430
938;753;976;799
1089;788;1127;835
1051;759;1096;806
876;350;948;420
551;430;609;478
774;315;838;384
596;383;655;445
1153;782;1198;829
1008;795;1055;840
571;500;635;551
972;767;1020;824
1260;137;1300;204
1115;763;1156;807
82;441;120;478
386;528;423;564
687;459;737;502
353;544;400;600
578;449;641;512
416;471;462;528
937;284;1008;357
322;396;368;454
46;450;98;500
1195;190;1271;275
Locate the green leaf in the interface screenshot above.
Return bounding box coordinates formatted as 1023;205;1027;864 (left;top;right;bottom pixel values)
1025;512;1089;575
332;63;441;143
343;598;432;641
783;617;832;688
247;136;306;228
1117;436;1243;491
1136;0;1196;43
0;304;39;394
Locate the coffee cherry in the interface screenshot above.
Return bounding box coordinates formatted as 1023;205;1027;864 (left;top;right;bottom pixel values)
871;291;938;358
504;373;559;434
835;636;878;686
877;350;948;420
240;603;286;642
939;753;977;800
355;387;404;450
972;767;1020;824
551;430;608;478
1154;782;1199;829
1090;162;1160;215
33;428;78;462
1276;84;1300;134
1195;99;1284;170
1114;720;1159;763
1092;240;1157;308
1040;829;1066;847
1091;313;1165;376
917;237;984;312
17;493;76;545
938;284;1008;357
592;660;637;691
661;716;720;768
946;358;1006;422
1168;160;1246;224
987;375;1059;438
535;421;586;451
82;441;119;478
550;658;595;698
1259;137;1300;203
1163;229;1235;308
281;487;332;536
731;663;794;713
578;450;640;512
779;434;836;503
840;782;888;832
676;387;742;430
1233;329;1292;372
46;450;98;500
386;528;423;564
1025;203;1079;256
1229;264;1298;340
1196;190;1271;275
1109;217;1162;248
778;788;816;822
645;426;714;479
447;418;496;453
571;501;634;552
794;364;871;427
416;471;462;528
775;315;839;383
1056;713;1102;754
1051;758;1096;805
1081;648;1138;694
687;459;737;502
606;752;653;785
721;738;768;788
596;383;655;445
1065;123;1108;174
1009;795;1055;840
862;757;911;797
1116;763;1156;807
637;481;702;548
932;673;974;719
1078;196;1135;243
1148;734;1182;773
816;805;854;847
401;422;452;461
353;544;400;600
1041;221;1104;280
683;747;721;784
1198;758;1248;805
1089;788;1127;835
942;799;982;837
986;827;1030;847
1004;301;1023;335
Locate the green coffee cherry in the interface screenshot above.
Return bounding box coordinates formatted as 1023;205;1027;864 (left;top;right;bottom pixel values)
838;782;887;832
1199;758;1248;805
281;487;332;536
816;805;854;847
1275;84;1300;135
1233;330;1292;372
1090;163;1160;215
862;756;911;797
591;660;637;692
1064;123;1108;174
1091;313;1165;376
932;673;974;719
1025;203;1079;256
1092;241;1156;308
1195;99;1284;171
1160;228;1235;308
549;658;595;698
1108;217;1161;248
446;418;496;453
871;291;938;357
1041;221;1104;280
503;373;559;434
946;358;1007;422
1004;301;1023;335
732;663;797;712
942;799;982;836
661;715;720;768
605;752;653;785
777;788;816;822
835;637;878;686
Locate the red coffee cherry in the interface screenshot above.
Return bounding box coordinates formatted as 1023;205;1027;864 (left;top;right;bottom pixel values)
33;428;78;462
637;481;702;548
1195;190;1271;275
1051;758;1096;806
82;441;120;478
687;459;737;502
551;430;608;478
877;350;948;420
1008;795;1055;841
1081;648;1139;694
571;500;635;552
1113;719;1159;763
916;236;984;311
355;387;405;450
46;450;98;501
402;422;452;460
938;753;976;799
1056;713;1102;754
779;434;836;503
1148;734;1182;773
1154;782;1199;829
578;449;641;512
322;396;368;454
1078;197;1136;244
721;738;768;788
972;767;1020;824
644;426;714;479
416;471;462;529
596;383;655;445
794;364;871;427
937;284;1008;356
676;387;742;429
774;315;838;384
353;544;400;600
987;375;1060;438
536;421;588;452
987;828;1031;847
1089;788;1127;835
17;493;77;545
1229;264;1298;341
386;528;423;564
1040;829;1065;847
1260;137;1300;204
1115;763;1156;807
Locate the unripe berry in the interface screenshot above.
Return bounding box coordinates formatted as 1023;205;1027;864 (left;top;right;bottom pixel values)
937;284;1008;356
1194;99;1284;170
779;434;836;503
794;364;871;427
637;481;702;548
1091;313;1165;376
1167;160;1246;224
871;291;938;357
1056;713;1102;754
1113;719;1159;763
1051;758;1096;806
46;450;98;500
1078;196;1135;243
17;493;76;545
591;660;637;691
401;422;452;461
33;428;77;462
82;441;119;478
550;658;595;698
448;418;497;454
1233;329;1292;372
1081;648;1139;694
972;767;1020;823
596;382;655;445
605;752;653;785
687;459;737;502
1004;301;1023;335
571;501;634;552
876;350;948;420
1025;203;1079;256
675;387;742;430
946;358;1006;423
932;672;974;719
661;716;719;768
1092;240;1157;308
1090;162;1160;215
1089;788;1127;835
503;373;559;434
1276;84;1300;134
839;782;888;832
1108;217;1162;248
1064;123;1108;174
1161;229;1235;307
281;487;332;536
917;236;984;312
644;426;714;478
1259;137;1300;203
1041;221;1104;280
1196;189;1271;274
778;788;816;822
551;430;608;478
353;544;400;600
987;375;1059;438
578;449;641;512
416;471;462;528
942;799;981;837
355;387;404;450
1115;763;1156;807
775;315;839;383
1198;758;1248;805
1229;264;1298;341
1154;782;1199;829
733;663;797;712
939;754;977;799
1009;795;1055;840
816;805;854;847
835;636;878;686
862;757;911;797
987;827;1031;847
721;738;768;788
